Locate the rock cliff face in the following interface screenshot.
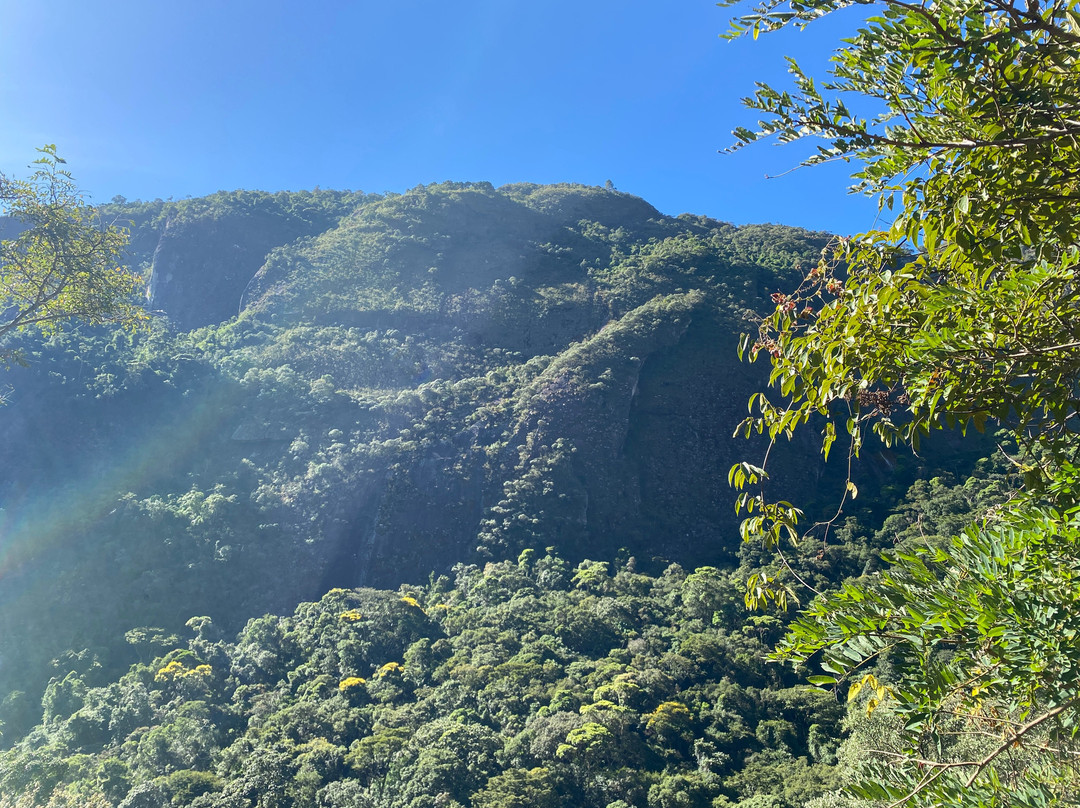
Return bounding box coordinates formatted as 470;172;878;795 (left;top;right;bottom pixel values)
145;212;292;329
143;190;365;329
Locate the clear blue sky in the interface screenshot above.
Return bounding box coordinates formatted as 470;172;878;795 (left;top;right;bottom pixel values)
0;1;881;234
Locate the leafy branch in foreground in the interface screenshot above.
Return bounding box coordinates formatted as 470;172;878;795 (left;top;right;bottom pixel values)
725;0;1080;271
777;502;1080;805
728;0;1080;476
723;0;1080;802
0;146;147;364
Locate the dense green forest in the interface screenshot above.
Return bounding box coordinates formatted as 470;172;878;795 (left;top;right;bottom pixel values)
5;0;1080;800
0;180;1006;806
1;552;847;808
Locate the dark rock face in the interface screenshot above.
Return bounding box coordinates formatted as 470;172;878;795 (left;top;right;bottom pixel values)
142;190;367;330
147;211;326;330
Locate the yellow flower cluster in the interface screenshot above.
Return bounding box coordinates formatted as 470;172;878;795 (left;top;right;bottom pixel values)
399;595;424;612
338;676;367;692
645;701;691;732
339;609;363;622
376;661;403;678
154;661;213;682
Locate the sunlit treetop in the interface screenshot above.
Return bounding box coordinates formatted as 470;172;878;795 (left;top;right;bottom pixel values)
0;146;148;364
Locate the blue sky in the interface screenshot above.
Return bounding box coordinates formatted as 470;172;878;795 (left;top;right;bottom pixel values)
0;1;881;234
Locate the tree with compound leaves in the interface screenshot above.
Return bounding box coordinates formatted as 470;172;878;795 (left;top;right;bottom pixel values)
725;0;1080;803
1;146;145;365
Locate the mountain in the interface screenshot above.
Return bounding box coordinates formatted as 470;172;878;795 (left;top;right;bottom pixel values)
0;183;987;756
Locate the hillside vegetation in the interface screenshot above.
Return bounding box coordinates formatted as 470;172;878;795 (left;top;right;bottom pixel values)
0;183;1000;807
0;552;850;808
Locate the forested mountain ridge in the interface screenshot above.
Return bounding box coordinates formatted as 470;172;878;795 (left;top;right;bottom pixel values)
0;182;998;807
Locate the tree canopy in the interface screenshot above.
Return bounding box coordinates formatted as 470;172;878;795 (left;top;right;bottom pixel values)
0;553;848;808
726;0;1080;803
0;146;146;364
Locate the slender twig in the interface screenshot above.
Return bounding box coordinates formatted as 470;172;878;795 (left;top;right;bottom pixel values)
963;697;1078;787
